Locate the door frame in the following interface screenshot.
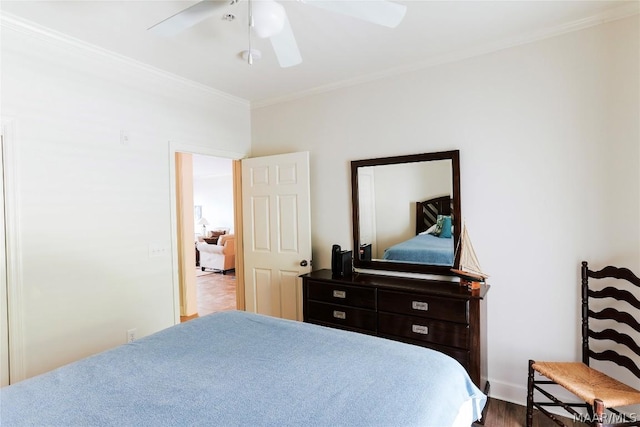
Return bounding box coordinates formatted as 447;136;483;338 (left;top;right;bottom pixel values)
168;142;245;324
2;118;26;384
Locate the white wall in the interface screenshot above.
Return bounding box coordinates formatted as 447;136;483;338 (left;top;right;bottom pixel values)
251;15;639;405
194;174;235;235
1;16;251;380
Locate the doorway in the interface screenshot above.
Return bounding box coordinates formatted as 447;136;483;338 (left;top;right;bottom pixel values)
173;151;241;322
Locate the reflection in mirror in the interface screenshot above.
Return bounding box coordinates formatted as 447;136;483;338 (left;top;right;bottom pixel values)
352;151;461;276
359;160;453;262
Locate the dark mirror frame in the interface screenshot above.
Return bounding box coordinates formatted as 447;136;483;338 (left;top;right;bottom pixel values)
351;150;461;276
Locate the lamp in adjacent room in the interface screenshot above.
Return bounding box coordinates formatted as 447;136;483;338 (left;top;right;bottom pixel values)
197;217;209;237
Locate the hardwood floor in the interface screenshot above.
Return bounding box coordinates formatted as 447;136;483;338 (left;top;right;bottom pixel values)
180;268;236;322
484;398;587;427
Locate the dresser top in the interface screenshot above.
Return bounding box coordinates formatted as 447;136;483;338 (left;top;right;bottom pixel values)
301;269;489;299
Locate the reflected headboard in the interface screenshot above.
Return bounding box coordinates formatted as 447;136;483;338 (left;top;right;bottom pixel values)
415;195;453;234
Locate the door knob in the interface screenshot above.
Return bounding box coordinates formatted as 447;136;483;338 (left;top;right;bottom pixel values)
300;260;308;267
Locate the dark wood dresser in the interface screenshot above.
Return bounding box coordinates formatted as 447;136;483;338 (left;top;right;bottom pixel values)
300;269;489;392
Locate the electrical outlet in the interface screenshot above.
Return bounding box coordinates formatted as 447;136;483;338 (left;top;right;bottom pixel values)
127;328;136;343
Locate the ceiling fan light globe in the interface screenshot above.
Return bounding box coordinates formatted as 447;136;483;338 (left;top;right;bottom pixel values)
252;0;286;38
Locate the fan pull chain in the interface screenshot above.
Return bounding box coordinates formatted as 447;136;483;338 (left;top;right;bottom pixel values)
247;0;254;65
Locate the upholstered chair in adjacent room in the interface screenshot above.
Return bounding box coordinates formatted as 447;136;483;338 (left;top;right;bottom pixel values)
196;234;235;274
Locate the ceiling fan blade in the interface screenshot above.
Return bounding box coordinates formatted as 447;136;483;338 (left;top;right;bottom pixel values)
148;1;229;37
269;12;302;68
301;0;406;28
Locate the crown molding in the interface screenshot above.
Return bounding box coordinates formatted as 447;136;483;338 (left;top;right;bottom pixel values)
2;2;637;111
251;1;640;109
0;12;250;108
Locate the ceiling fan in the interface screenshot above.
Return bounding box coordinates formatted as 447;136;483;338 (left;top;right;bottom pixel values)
148;0;407;68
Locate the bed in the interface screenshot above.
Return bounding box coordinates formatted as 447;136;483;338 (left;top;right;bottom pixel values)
382;195;455;264
1;311;486;426
382;232;454;265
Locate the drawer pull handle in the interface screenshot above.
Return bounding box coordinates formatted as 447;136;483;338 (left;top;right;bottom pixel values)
412;301;429;311
333;290;346;299
333;310;346;320
412;324;429;335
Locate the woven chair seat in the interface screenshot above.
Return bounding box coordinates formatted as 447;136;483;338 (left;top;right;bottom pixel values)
533;361;640;408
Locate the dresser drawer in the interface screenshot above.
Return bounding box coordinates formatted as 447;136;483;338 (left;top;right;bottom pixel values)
378;312;469;349
307;281;375;309
306;301;376;332
378;290;468;323
378;334;470;368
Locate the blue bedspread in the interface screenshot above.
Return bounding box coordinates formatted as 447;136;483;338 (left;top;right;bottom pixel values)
1;311;485;426
383;233;454;265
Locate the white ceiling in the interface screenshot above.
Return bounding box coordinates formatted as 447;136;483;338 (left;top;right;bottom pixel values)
1;1;637;105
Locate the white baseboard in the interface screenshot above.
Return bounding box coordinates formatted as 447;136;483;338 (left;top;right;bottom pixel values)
487;377;585;418
487;378;529;407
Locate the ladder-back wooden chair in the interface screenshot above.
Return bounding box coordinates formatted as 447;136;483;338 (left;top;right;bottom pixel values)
526;261;640;427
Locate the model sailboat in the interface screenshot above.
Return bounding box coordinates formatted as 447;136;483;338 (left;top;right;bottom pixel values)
451;223;489;289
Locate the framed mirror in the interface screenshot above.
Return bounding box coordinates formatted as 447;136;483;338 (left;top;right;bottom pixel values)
351;150;461;276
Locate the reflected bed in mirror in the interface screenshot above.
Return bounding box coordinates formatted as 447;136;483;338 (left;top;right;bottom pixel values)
351;151;461;276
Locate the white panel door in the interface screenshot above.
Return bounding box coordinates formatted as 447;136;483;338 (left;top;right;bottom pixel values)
242;152;311;320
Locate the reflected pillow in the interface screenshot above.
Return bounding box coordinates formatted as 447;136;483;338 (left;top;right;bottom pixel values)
430;217;444;236
439;216;452;238
420;224;438;235
428;215;452;238
421;216;452;237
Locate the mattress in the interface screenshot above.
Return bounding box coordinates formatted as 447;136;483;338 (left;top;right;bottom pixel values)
383;233;454;265
1;311;486;426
